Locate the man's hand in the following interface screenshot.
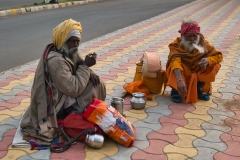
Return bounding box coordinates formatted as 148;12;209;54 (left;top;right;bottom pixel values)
174;68;187;100
85;52;97;67
89;70;100;87
198;58;209;70
177;79;187;98
77;57;85;65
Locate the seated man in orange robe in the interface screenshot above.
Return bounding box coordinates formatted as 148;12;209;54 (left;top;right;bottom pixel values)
166;19;223;103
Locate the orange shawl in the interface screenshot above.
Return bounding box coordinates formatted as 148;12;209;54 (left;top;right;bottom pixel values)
166;35;223;103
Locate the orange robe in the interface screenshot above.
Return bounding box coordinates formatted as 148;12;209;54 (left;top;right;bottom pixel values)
166;36;223;103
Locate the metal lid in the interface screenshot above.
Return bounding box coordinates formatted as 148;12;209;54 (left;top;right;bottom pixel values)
111;97;124;102
132;92;145;98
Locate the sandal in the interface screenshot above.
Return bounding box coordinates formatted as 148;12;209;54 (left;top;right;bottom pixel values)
198;92;210;101
197;81;210;101
197;88;210;101
171;89;182;103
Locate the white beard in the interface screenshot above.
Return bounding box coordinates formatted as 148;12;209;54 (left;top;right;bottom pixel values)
192;43;204;53
180;35;204;53
60;43;80;65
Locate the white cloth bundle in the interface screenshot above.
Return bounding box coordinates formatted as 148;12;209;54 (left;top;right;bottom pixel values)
140;52;161;78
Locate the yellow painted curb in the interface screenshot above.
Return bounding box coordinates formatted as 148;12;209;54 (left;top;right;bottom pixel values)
10;9;17;15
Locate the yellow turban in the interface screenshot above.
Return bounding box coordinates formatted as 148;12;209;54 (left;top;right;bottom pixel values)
52;19;82;50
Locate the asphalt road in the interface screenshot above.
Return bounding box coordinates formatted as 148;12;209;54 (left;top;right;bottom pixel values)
0;0;43;9
0;0;194;72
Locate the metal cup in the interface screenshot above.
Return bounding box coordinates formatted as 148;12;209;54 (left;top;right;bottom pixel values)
85;133;104;149
110;97;124;115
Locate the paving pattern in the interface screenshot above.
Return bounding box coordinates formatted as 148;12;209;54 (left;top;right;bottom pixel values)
0;0;240;159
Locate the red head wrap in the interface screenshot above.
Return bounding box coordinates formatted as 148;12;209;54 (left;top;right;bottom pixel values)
179;23;200;36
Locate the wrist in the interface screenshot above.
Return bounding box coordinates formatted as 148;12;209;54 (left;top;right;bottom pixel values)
177;79;184;82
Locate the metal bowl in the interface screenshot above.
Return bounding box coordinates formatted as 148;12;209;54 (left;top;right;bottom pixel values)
130;92;146;110
130;101;146;110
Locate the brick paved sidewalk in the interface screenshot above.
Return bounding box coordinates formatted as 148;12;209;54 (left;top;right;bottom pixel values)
0;0;240;159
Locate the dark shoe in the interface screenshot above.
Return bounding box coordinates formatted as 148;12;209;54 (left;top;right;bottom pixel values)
171;89;182;103
197;88;210;101
198;91;210;101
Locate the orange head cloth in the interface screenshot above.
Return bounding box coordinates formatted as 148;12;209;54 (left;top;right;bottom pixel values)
179;23;200;36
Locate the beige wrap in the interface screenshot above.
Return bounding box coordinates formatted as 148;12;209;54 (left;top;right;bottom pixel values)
21;51;106;141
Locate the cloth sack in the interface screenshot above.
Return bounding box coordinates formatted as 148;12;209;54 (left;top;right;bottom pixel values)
60;113;104;142
127;52;166;95
132;61;166;94
83;98;136;147
140;52;161;78
143;68;166;94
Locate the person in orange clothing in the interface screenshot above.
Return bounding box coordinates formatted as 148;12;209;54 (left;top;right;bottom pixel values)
166;19;223;103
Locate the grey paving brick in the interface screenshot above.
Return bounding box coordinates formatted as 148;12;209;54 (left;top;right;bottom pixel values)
18;150;51;160
110;88;126;97
146;96;173;115
0;124;16;141
220;92;238;99
201;122;231;133
15;83;33;89
134;114;161;125
94;70;110;75
200;130;225;143
208;108;235;118
193;137;227;150
0;88;31;102
206;114;229;126
226;72;240;77
133;140;150;151
142;112;167;124
218;83;239;93
223;79;239;84
212;98;237;110
0;95;16;101
113;85;125;90
191;147;219;160
134;127;152;141
0;116;20;127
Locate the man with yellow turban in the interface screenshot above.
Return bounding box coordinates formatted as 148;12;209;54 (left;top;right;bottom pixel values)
20;19;106;141
166;19;223;103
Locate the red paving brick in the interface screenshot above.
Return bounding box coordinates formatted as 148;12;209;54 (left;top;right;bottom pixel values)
0;102;18;111
0;151;7;159
0;129;16;159
147;132;178;143
51;142;86;160
214;153;240;160
132;152;167;160
159;116;188;126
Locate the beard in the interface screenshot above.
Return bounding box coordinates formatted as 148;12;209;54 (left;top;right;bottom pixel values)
180;35;204;53
60;43;80;65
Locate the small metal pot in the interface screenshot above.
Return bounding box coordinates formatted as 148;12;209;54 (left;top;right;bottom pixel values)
85;133;104;149
130;92;146;110
110;97;124;115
